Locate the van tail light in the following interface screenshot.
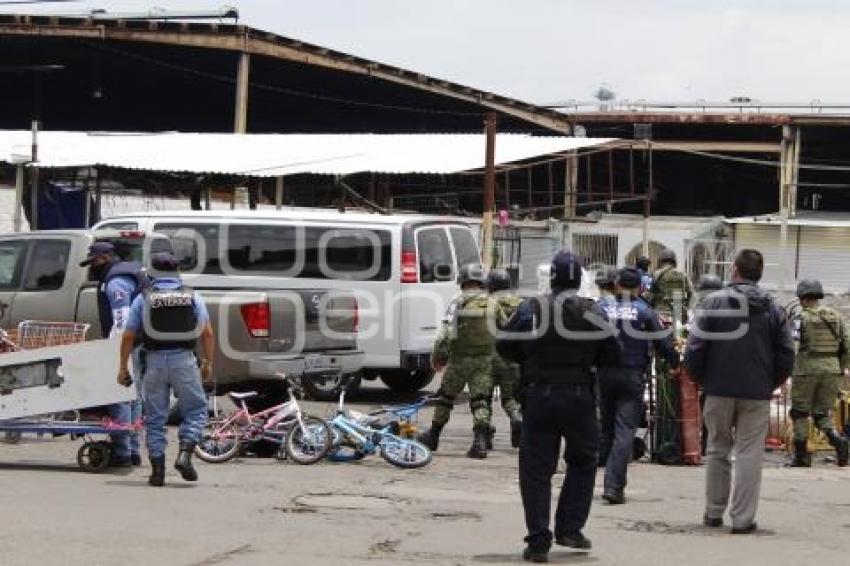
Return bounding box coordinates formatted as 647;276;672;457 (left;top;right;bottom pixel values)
401;251;418;284
240;302;270;338
119;231;145;239
352;299;359;332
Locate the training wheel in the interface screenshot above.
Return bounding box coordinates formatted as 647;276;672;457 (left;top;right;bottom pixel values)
77;441;111;473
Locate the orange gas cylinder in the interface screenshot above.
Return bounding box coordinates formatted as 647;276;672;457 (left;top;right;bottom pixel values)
677;367;702;465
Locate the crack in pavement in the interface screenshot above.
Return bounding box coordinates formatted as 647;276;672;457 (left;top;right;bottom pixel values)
187;544;254;566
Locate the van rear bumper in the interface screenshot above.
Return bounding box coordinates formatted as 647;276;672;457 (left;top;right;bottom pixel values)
248;349;364;379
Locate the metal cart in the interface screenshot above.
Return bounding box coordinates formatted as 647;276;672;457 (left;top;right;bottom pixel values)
0;321;137;473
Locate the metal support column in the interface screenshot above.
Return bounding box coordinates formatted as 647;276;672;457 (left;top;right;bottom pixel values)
29;120;39;231
275;176;284;210
482;112;497;268
563;151;578;219
233;52;250;134
13;164;24;231
642;141;652;255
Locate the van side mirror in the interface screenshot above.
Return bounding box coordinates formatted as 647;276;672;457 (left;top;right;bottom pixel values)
433;263;454;282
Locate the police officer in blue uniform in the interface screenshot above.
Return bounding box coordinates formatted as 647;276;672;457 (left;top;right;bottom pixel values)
498;251;621;563
81;242;147;467
597;267;679;505
118;253;215;487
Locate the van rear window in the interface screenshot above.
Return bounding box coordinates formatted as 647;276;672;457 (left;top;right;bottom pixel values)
154;222;391;281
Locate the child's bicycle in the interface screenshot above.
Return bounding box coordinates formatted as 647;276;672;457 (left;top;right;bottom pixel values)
195;373;332;465
326;378;433;469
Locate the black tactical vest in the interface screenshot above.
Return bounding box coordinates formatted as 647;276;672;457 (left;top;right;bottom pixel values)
141;285;199;350
523;294;610;383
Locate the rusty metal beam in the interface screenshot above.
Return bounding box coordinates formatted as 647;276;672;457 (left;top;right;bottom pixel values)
647;141;781;153
560;111;792;125
0;19;572;133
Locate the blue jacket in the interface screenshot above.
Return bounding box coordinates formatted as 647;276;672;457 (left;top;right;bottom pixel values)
598;295;679;370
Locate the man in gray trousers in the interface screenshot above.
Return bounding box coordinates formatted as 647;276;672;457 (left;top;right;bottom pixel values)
684;249;794;534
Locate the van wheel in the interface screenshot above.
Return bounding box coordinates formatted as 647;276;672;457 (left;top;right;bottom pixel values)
380;369;434;394
303;374;360;402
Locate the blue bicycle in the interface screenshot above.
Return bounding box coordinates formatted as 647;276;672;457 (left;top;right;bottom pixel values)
327;385;433;469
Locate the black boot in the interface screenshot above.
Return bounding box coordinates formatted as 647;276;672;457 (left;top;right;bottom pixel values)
417;423;444;452
825;429;849;467
148;456;165;487
467;427;488;459
486;425;496;450
509;413;523;448
174;441;199;481
791;440;811;467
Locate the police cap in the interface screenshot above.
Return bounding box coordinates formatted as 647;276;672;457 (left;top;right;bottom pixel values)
550;250;583;290
617;267;642;289
150;252;181;272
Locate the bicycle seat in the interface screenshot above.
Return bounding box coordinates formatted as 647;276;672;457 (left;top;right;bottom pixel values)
228;391;258;401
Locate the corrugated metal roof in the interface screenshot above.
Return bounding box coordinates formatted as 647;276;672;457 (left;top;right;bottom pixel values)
726;212;850;227
0;131;615;176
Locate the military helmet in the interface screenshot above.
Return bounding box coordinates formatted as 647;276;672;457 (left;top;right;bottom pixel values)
658;249;677;265
457;263;488;287
796;278;824;299
696;274;723;292
487;268;512;292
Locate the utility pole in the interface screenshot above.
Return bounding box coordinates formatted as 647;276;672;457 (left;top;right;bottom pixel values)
30;120;39;231
482;112;497;268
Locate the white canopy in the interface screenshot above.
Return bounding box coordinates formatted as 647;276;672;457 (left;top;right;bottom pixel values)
0;131;616;177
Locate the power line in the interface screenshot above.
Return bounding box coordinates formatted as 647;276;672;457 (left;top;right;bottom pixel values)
650;142;850;173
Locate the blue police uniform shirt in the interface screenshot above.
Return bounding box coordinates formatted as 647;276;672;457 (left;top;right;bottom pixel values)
104;275;137;336
126;278;209;339
601;295;678;369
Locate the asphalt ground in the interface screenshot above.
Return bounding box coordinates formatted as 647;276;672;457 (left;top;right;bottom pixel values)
0;381;848;565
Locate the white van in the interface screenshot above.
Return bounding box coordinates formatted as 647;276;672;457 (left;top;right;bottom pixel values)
93;209;480;399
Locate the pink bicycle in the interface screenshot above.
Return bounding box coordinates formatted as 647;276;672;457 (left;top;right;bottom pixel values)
195;374;332;465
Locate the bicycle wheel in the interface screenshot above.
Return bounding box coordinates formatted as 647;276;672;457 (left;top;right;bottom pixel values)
380;436;432;469
195;417;241;463
285;416;332;465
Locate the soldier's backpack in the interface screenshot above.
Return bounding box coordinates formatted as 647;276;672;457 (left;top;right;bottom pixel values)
451;293;494;356
801;307;844;357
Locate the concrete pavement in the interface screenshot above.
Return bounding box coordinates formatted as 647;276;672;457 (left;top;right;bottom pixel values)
0;386;848;565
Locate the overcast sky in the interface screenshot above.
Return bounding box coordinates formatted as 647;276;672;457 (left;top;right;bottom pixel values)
9;0;850;105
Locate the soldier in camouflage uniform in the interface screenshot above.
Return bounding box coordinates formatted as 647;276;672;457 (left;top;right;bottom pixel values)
649;249;693;464
789;279;850;467
419;264;495;459
650;249;694;330
487;268;524;448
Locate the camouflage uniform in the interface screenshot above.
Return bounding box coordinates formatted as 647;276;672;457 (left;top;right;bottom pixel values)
791;305;850;452
650;260;693;464
430;291;495;433
650;264;694;330
491;293;523;420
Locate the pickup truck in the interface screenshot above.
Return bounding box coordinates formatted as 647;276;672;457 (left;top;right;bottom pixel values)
0;230;363;404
